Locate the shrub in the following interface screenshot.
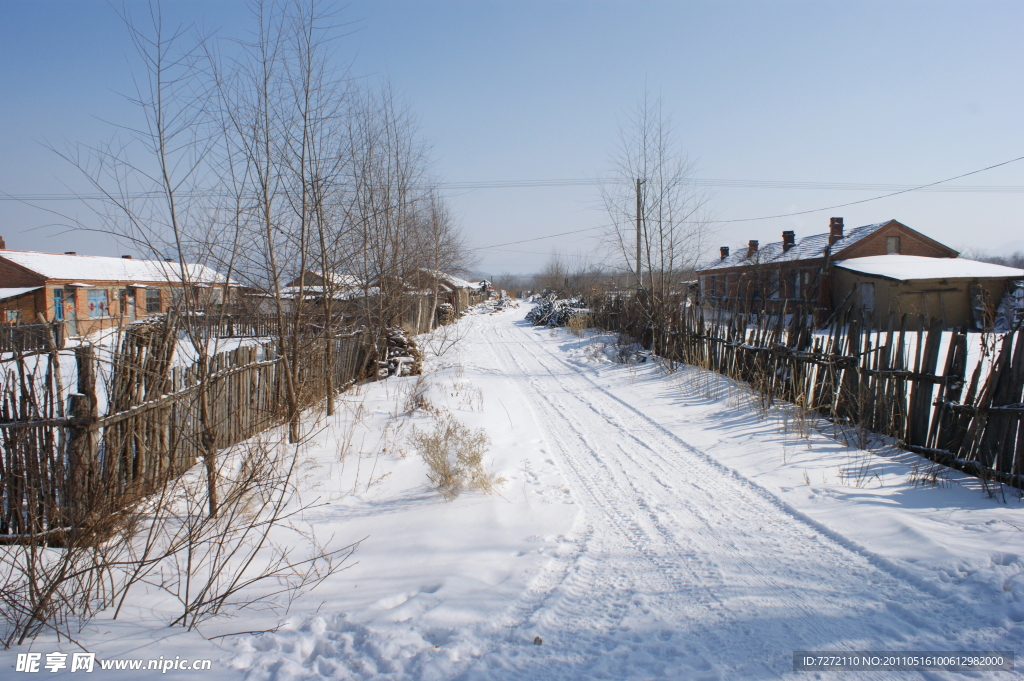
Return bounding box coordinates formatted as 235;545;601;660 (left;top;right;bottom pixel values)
409;411;502;500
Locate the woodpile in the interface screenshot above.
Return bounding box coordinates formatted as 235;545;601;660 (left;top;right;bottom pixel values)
526;295;588;327
381;326;423;376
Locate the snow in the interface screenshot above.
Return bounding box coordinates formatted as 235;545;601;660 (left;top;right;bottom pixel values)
0;286;40;301
419;268;477;289
2;303;1021;679
835;254;1024;281
278;285;366;300
307;271;364;288
0;250;228;284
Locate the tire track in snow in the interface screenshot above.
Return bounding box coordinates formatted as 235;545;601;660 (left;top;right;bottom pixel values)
468;314;1013;680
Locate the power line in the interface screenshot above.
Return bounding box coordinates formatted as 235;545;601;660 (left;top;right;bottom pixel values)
472;225;608;251
441;178;1023;192
3;173;1023;202
713;155;1024;223
471;154;1024;250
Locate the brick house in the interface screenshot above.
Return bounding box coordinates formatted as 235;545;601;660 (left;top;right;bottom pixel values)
0;243;230;337
696;218;959;320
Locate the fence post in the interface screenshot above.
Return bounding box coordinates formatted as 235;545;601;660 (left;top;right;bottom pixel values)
67;347;99;523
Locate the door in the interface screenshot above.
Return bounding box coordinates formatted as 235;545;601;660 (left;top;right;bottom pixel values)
860;282;875;314
122;289;136;322
63;289;77;336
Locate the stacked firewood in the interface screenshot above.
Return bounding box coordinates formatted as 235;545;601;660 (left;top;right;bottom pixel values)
382;326;423;376
526;296;588;327
436;303;456;325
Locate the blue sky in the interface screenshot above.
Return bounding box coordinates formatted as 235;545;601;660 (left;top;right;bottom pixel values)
1;0;1021;275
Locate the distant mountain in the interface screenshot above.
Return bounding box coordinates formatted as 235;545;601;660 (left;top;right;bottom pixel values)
997;239;1024;254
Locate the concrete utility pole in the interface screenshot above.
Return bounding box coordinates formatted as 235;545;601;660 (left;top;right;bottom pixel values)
635;178;644;290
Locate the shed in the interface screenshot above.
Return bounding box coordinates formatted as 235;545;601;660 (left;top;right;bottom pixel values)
832;255;1024;329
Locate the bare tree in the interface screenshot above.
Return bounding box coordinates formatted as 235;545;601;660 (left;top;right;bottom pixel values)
534;251;569;293
598;92;714;353
601;92;713;298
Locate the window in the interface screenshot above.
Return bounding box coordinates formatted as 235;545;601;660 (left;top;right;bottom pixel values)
146;289;161;314
87;289;108;318
3;309;19;323
53;289;64;320
886;236;901;254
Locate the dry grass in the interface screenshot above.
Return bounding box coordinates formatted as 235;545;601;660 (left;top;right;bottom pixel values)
908;461;951;488
409;410;503;501
402;374;435;414
567;312;591;338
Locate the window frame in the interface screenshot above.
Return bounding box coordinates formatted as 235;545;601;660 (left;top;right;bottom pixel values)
53;289;64;321
87;289;109;318
145;288;162;314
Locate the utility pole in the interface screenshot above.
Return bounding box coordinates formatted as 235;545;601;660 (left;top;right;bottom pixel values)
635;178;644;290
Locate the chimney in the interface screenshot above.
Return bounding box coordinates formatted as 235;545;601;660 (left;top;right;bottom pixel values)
64;251;77;255
747;240;759;258
121;255;132;259
0;236;6;250
720;246;730;260
782;230;795;252
165;258;174;263
829;217;844;246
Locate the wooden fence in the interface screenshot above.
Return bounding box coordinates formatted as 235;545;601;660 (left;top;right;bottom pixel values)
183;314;283;339
0;322;64;353
0;316;373;541
595;296;1023;488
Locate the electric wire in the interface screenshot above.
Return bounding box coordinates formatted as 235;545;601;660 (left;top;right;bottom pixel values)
471;155;1024;250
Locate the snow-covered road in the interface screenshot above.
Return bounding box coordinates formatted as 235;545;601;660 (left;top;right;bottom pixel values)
459;310;1015;679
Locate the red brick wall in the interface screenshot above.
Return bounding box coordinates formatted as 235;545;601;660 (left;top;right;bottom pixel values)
0;260;46;287
837;224;958;260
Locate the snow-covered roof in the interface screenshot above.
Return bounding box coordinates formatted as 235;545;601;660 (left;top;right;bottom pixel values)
697;221;890;272
0;287;41;302
279;285;374;300
0;250;229;284
835;255;1024;281
445;274;476;289
419;268;476;289
307;271;363;288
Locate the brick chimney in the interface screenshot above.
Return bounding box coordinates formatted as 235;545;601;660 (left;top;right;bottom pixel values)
64;251;77;255
782;230;795;252
0;235;6;250
121;255;132;259
720;246;730;260
828;217;844;246
747;240;759;258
